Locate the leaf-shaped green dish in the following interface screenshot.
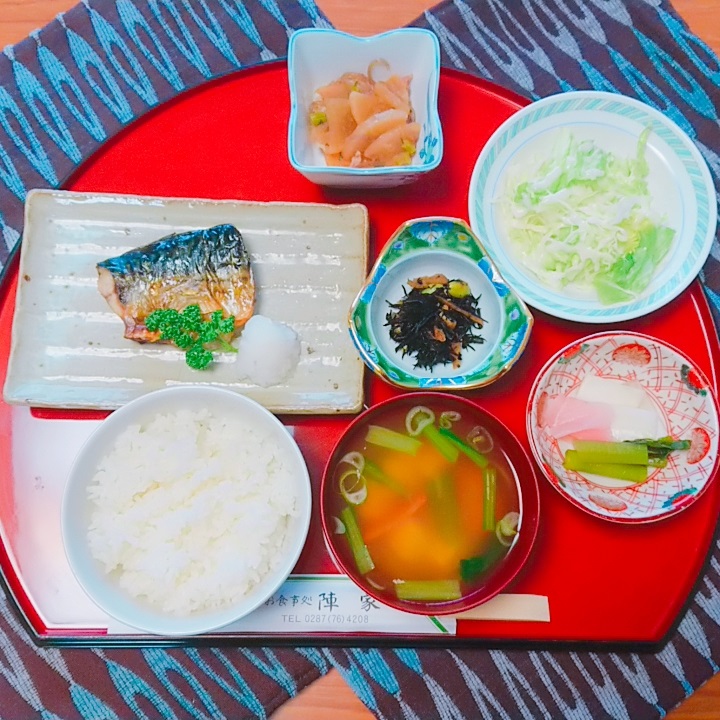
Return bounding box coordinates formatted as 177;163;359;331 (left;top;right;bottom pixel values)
349;217;534;390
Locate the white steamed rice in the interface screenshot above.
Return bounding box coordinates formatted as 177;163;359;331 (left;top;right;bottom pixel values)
86;407;299;616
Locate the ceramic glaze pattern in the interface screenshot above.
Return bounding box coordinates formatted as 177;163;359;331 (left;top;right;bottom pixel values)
468;91;716;323
528;332;720;523
349;218;532;390
1;1;720;719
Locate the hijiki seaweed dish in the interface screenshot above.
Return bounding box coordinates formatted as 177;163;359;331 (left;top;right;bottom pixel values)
385;274;486;370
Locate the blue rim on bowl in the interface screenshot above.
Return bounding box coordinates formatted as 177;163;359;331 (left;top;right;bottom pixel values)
287;28;443;188
468;90;716;323
348;217;534;390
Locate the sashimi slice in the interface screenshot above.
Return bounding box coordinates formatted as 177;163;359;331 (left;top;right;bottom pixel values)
373;81;411;114
539;387;665;443
318;98;356;154
309;63;418;169
574;375;646;407
314;80;350;100
385;74;412;107
539;394;614;440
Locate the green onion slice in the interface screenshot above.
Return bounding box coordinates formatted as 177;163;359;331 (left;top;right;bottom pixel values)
332;516;346;534
406;406;435;436
341;451;365;473
368;58;391;84
310;111;327;126
496;511;520;547
339;468;367;505
469;426;494;453
439;411;461;429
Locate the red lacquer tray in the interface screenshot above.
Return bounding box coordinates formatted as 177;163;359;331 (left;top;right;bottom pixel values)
1;64;719;647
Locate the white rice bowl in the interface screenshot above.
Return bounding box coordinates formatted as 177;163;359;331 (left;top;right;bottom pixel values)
61;386;312;636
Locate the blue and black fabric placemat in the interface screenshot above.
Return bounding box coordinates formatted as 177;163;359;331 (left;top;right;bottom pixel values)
0;1;719;718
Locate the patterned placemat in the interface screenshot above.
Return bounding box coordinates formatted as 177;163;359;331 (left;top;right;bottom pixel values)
0;1;719;718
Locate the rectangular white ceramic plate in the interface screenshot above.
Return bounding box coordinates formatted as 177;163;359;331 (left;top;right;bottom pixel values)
3;190;369;413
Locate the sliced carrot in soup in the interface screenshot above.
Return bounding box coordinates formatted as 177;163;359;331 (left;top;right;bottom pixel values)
373;441;449;495
368;516;459;580
354;481;407;530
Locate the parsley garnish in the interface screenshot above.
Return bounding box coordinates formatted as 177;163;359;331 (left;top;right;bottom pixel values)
145;304;237;370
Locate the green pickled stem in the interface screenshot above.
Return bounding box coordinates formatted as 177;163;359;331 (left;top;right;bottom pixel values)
571;440;649;465
563;452;648;482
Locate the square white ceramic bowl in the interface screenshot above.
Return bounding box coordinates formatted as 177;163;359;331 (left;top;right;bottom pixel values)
287;28;443;188
61;386;312;636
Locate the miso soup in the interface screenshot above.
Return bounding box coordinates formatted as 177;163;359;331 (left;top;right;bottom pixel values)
327;398;522;605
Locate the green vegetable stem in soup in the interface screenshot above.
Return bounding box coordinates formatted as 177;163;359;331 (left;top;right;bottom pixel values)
329;403;521;603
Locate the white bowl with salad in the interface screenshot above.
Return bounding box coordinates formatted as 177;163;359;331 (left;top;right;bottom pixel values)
468;90;716;323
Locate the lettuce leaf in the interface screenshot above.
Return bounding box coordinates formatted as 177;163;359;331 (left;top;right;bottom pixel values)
501;127;675;304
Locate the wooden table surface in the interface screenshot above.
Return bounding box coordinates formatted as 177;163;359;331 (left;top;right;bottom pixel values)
1;1;719;718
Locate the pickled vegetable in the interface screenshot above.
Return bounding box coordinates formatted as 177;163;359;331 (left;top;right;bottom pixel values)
308;60;419;168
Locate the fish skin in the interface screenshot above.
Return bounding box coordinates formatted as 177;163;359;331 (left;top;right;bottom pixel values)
97;223;255;342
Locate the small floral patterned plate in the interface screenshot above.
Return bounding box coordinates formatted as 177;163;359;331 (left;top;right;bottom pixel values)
348;217;533;390
527;331;720;523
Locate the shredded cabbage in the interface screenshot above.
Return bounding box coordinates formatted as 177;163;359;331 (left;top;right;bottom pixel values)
499;128;675;304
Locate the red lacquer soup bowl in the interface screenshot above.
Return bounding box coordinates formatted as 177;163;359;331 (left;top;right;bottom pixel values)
320;392;541;616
